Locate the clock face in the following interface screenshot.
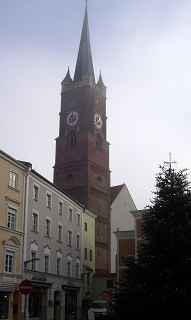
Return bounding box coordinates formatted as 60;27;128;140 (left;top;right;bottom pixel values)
66;111;79;126
94;113;103;129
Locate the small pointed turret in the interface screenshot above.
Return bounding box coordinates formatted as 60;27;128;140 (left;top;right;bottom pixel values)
97;71;106;89
62;67;72;84
73;2;95;83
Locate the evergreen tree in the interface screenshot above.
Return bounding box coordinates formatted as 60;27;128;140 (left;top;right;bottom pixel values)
112;165;191;320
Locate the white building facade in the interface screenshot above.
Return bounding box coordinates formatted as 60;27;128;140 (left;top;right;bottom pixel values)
23;168;84;320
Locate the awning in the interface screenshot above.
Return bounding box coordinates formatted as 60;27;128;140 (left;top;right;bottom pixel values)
62;285;80;291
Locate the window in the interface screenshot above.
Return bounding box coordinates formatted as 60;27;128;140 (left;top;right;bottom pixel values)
77;213;80;226
76;263;80;279
76;234;80;250
57;224;63;242
85;248;87;260
68;230;72;246
57;258;61;275
68;132;76;148
33;184;39;201
96;134;102;151
58;201;63;215
87;272;90;285
9;171;18;189
32;211;38;232
67;261;72;277
46;192;52;208
45;218;51;237
84;222;87;232
5;251;14;273
90;249;92;261
44;255;49;273
68;208;73;221
56;250;62;275
7;207;17;230
31;251;37;271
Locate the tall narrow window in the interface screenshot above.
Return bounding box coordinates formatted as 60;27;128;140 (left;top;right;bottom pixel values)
46;193;52;208
68;208;73;221
45;218;51;237
58;201;63;215
31;251;37;271
96;134;102;151
57;258;61;275
68;132;76;148
32;212;38;232
67;261;72;277
90;249;92;261
68;230;72;247
77;213;81;226
9;171;18;189
33;185;39;201
76;234;80;250
84;222;87;232
7;207;17;230
5;251;14;273
57;224;62;242
76;263;80;279
44;255;49;273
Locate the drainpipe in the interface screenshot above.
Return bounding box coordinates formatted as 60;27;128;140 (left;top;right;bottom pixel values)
21;165;31;277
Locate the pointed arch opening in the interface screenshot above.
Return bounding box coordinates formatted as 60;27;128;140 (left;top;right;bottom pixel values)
67;131;76;148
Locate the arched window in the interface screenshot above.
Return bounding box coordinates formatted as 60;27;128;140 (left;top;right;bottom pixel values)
96;134;102;151
68;132;76;148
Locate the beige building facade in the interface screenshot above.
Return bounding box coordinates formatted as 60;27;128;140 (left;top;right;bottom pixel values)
0;150;28;320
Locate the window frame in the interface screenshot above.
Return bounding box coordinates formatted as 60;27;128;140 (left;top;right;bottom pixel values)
68;229;73;247
45;217;51;237
76;234;80;250
33;184;40;202
44;254;49;273
76;262;80;279
9;170;19;190
32;210;39;232
5;250;15;273
46;192;52;209
77;213;81;226
84;222;88;232
90;249;92;261
58;200;63;215
31;251;37;271
68;207;73;221
7;206;17;230
57;223;63;242
56;258;61;275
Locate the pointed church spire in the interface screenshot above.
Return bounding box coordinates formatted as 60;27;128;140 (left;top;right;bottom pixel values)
73;2;95;83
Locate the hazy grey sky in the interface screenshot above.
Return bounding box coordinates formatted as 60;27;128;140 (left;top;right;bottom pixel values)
1;0;191;209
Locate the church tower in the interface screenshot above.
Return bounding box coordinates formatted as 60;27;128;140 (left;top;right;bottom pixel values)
54;3;110;273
